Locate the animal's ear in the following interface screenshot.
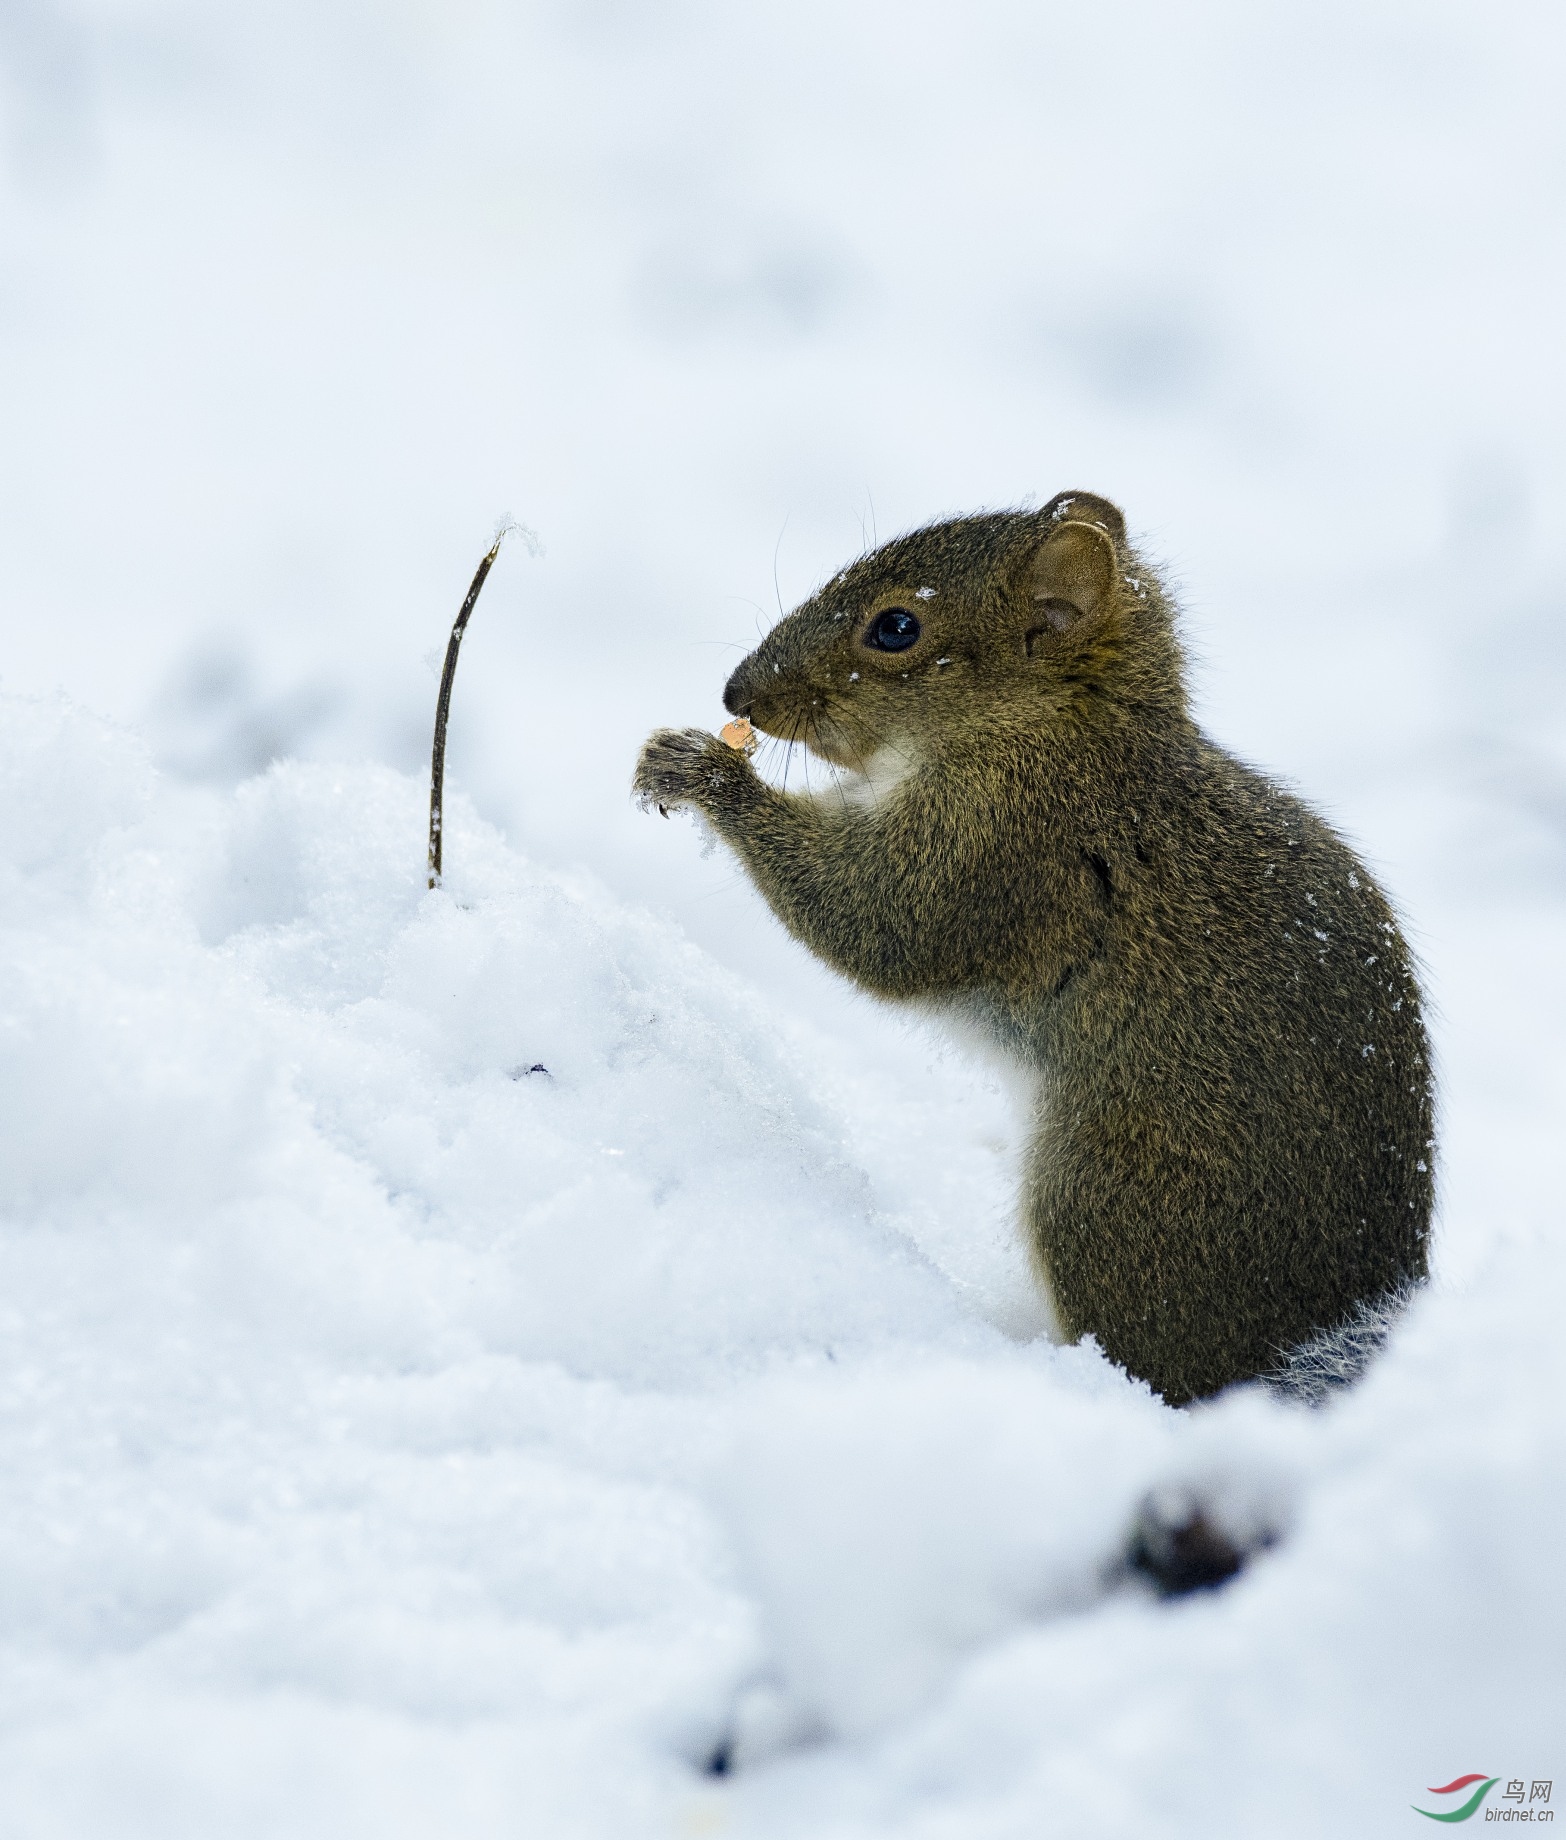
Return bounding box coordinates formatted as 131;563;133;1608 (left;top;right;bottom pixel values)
1039;489;1126;545
1023;518;1119;655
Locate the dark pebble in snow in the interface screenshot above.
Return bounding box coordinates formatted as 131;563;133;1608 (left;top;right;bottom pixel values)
1124;1495;1277;1598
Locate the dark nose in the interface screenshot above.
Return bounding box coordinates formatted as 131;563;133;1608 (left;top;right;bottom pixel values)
722;662;752;717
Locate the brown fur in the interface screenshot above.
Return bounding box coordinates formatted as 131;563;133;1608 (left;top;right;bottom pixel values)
633;492;1434;1403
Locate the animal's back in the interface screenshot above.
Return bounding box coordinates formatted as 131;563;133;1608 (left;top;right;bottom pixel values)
1027;732;1433;1402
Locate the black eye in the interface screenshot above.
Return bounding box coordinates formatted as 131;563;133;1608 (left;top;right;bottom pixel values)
865;608;921;652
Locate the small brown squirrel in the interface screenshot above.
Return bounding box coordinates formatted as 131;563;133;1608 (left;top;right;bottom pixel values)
633;492;1434;1404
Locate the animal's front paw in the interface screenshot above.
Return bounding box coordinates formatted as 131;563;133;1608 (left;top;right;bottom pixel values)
633;726;746;816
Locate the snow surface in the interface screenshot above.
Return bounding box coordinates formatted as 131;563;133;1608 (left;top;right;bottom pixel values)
0;692;1560;1838
2;0;1565;1831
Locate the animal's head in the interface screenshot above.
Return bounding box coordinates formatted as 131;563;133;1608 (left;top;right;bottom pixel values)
721;491;1183;773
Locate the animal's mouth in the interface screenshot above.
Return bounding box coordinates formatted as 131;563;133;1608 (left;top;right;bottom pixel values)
747;700;866;770
746;700;921;802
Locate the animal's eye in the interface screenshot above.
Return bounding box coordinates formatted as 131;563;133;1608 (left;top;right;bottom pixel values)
865;608;921;652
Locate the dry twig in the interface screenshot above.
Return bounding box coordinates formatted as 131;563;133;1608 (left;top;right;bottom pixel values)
427;521;535;888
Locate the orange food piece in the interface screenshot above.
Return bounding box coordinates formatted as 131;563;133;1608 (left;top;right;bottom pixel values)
720;717;758;754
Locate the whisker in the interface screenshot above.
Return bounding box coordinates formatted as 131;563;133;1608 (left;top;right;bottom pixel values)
756;734;788;791
832;718;874;781
810;710;853;813
772;516;791;620
828;701;885;761
837;704;915;774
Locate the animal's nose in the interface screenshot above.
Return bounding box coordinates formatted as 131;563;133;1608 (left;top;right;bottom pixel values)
722;664;753;717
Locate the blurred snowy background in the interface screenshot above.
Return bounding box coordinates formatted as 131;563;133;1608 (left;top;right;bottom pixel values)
2;1;1564;1834
5;0;1565;1242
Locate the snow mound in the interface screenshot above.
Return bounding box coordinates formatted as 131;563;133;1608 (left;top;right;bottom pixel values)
0;693;1560;1838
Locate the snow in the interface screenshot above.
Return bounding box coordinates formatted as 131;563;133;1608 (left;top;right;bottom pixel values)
0;691;1560;1837
2;0;1565;1831
0;694;964;1827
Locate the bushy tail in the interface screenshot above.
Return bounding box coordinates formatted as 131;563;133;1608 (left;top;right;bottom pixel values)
1264;1279;1424;1407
